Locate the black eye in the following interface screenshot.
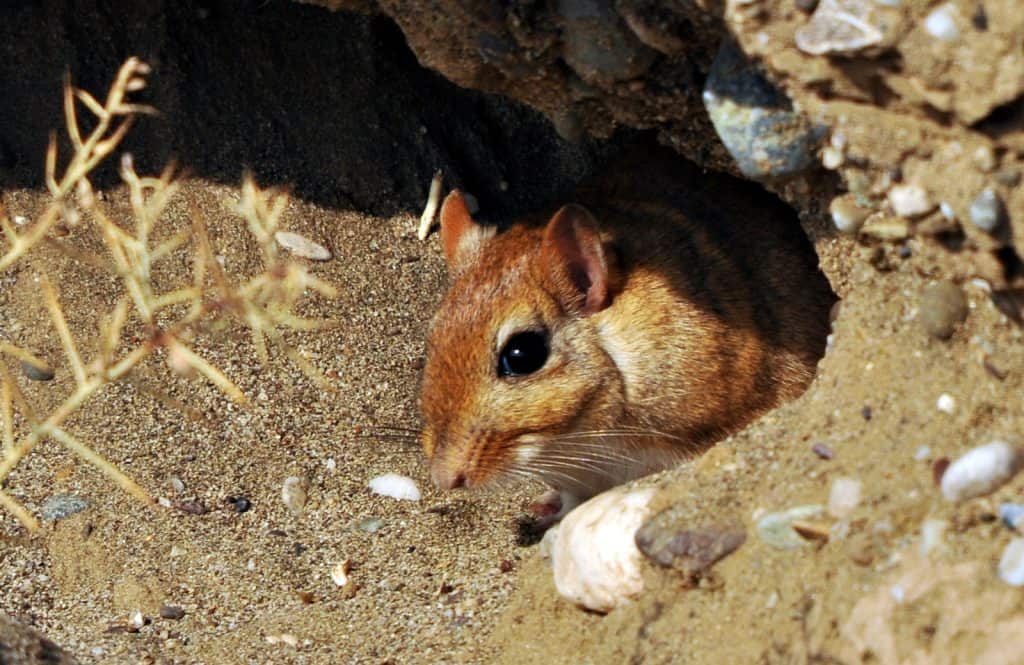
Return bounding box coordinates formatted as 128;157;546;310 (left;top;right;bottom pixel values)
498;331;549;377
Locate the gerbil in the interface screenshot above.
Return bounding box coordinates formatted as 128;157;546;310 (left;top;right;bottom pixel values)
419;150;834;518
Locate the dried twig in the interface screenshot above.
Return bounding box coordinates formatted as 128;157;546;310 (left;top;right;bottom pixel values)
0;59;338;531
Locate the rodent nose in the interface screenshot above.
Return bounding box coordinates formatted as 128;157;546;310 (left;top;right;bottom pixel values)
431;463;468;490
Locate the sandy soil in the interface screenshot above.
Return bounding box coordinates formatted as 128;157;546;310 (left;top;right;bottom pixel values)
1;177;548;664
3;1;1024;664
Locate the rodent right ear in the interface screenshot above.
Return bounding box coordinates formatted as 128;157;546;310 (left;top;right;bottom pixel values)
440;190;493;272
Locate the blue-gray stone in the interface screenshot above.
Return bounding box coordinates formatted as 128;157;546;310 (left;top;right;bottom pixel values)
704;40;826;180
41;494;88;521
1000;503;1024;531
558;0;657;84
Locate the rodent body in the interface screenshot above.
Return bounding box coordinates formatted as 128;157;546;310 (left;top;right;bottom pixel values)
420;150;834;506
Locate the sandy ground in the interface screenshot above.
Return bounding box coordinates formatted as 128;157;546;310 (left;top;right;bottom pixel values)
1;178;544;664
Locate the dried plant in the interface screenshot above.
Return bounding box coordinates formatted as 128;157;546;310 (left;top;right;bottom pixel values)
0;58;337;531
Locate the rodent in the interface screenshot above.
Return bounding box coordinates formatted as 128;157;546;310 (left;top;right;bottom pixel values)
419;149;835;517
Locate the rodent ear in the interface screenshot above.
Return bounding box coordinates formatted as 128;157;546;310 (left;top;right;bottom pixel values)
440;190;493;272
541;204;614;316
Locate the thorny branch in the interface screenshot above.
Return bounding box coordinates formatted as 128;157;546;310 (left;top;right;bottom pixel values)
0;58;337;531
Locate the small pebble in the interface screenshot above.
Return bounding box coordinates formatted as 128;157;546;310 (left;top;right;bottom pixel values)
972;145;997;172
919;281;968;339
812;443;835;460
821;146;844;170
174;500;207;515
968;189;1006;233
20;359;55;382
829;195;869;234
888;184;934;218
914;445;932;461
231;496;252;513
919;518;947;555
936;393;956;414
941;440;1024;502
282;475;310;515
999;503;1024;531
923;4;960;41
274;231;331;261
330;559;351;587
939;201;956;221
932;457;951;485
828;478;862;518
169;476;185;494
355;517;383;533
860;215;909;241
129;610;146;630
795;0;818;10
998;538;1024;586
756;505;824;549
159;605;185;620
41;494;88;521
550;486;655;612
368;473;421;501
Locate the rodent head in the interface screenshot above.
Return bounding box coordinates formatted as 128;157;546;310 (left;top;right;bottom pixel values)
420;191;625;493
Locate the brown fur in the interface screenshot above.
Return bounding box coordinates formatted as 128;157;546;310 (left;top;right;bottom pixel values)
421;150;835;503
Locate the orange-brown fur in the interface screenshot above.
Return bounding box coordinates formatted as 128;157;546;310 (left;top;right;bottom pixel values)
420;150;834;503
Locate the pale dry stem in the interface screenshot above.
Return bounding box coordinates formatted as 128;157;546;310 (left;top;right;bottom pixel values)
0;58;337;531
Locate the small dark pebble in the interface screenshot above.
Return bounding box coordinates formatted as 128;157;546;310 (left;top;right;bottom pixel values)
635;517;747;575
425;504;451;515
292;542;307;556
20;359;55;382
795;0;818;12
811;443;835;460
920;281;968;340
159;605;185;620
861;405;872;421
933;458;951;485
104;624;132;635
174;500;207;515
267;529;287;537
898;244;912;259
297;591;316;605
438;582;455;595
231;497;251;513
499;560;514;573
972;4;988;29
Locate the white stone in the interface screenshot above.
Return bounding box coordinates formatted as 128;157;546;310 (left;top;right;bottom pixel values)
828;477;862;518
941;440;1024;503
936;393;956;414
281;475;310;514
274;231;332;260
888;184;934;217
330;560;350;587
368;473;421;501
919;518;948;555
924;4;960;41
998;538;1024;586
550;486;655;612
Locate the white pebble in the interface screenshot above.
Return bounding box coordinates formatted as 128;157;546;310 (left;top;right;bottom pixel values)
890;585;905;603
919;518;948;555
914;445;932;461
941;440;1024;503
130;610;145;629
998;538;1024;586
827;477;862;519
936;393;956;414
281;475;310;515
274;231;332;261
368;473;421;501
924;4;960;41
550;486;655;612
330;560;350;587
12;215;28;226
888;184;934;218
939;201;956;221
